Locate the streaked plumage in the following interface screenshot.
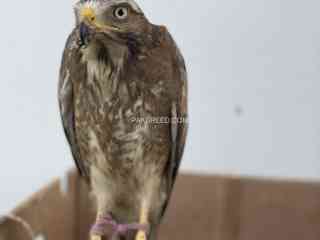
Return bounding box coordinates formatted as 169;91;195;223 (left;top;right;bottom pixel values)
58;0;188;239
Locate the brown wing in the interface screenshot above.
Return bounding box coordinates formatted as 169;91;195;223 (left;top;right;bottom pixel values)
58;29;90;182
169;47;188;187
161;29;188;216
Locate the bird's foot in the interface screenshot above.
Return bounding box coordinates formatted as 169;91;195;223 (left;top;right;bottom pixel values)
91;235;102;240
135;230;147;240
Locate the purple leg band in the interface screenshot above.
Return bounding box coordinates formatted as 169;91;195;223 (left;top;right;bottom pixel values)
91;213;149;238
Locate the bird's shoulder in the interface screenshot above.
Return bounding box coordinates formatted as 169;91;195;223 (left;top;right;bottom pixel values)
138;25;187;100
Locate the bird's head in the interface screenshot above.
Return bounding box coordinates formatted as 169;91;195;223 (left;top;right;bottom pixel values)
74;0;151;48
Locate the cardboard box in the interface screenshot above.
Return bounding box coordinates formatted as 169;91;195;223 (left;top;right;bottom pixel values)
1;169;320;240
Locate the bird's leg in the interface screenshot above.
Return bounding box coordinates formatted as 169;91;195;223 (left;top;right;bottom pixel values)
91;218;102;240
135;205;149;240
90;213;104;240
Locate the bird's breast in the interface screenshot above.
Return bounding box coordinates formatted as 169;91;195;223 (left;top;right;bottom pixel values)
74;71;168;175
74;42;171;182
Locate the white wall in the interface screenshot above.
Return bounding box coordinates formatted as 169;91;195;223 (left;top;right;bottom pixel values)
0;0;319;213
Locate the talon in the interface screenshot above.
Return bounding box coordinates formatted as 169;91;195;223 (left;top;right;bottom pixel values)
136;230;147;240
91;235;101;240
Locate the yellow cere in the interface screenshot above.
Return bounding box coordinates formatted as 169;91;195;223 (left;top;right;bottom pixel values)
81;7;104;29
81;7;96;21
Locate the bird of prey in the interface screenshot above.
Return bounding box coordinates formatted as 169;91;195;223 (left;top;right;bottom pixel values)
58;0;188;240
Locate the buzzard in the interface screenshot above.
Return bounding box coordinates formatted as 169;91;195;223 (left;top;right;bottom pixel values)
58;0;188;239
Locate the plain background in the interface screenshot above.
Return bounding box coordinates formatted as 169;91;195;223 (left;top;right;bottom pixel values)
0;0;319;213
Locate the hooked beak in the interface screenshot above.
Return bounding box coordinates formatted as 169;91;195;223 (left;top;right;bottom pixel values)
79;22;91;46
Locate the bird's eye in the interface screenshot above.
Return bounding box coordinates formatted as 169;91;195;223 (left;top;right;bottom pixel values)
114;7;128;20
